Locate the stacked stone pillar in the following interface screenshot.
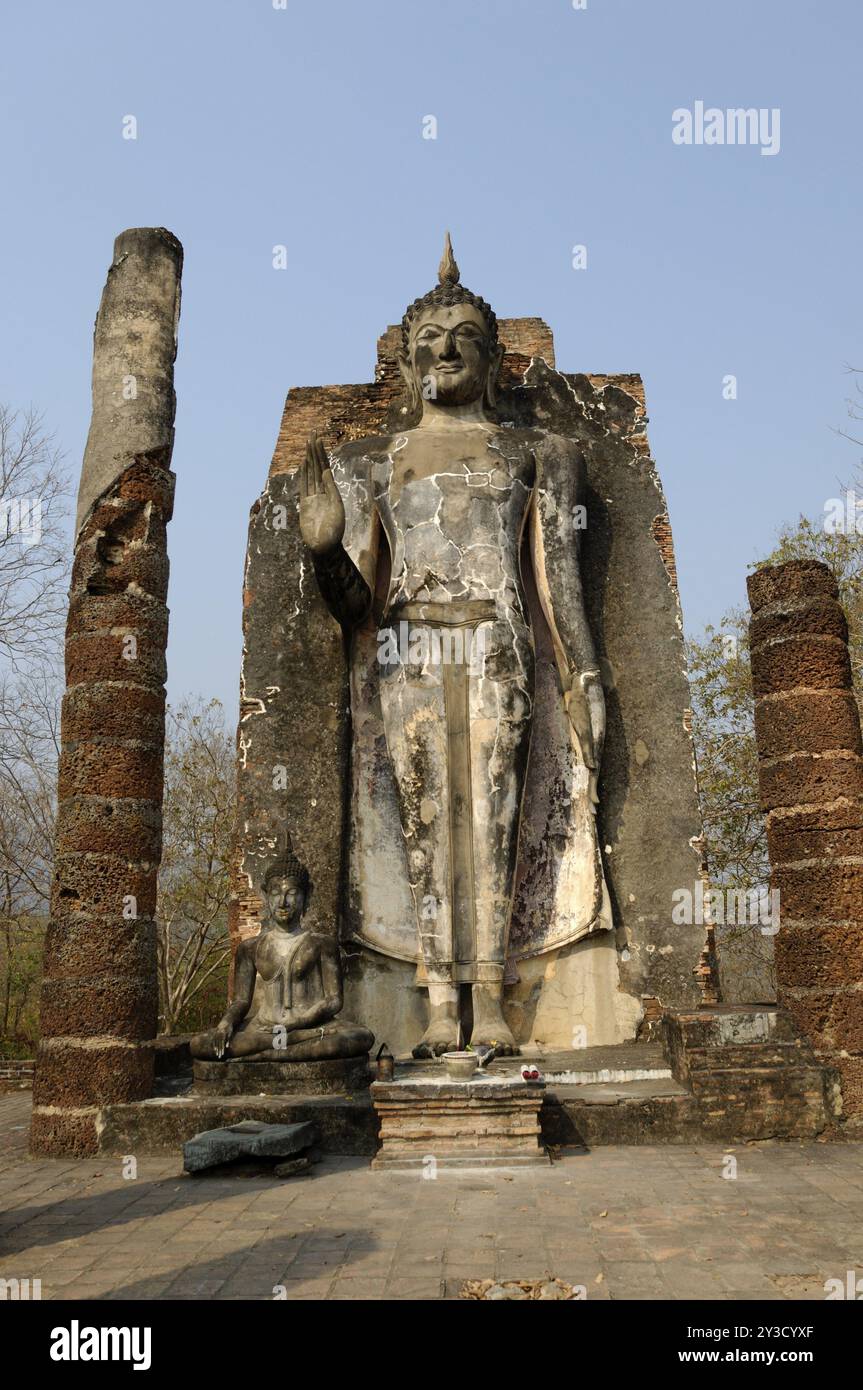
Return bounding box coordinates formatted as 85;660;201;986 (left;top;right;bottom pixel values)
31;228;182;1156
748;559;863;1124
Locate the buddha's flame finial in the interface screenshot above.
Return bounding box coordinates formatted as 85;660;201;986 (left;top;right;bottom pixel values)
402;230;496;355
438;231;460;287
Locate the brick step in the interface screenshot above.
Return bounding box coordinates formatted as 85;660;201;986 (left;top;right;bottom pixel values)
542;1068;832;1146
687;1063;833;1107
522;1043;669;1072
550;1078;688;1104
542;1090;699;1147
656;1005;839;1143
683;1042;815;1071
664;1005;800;1053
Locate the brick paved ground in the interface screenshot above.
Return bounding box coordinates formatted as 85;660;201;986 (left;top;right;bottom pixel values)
1;1095;861;1301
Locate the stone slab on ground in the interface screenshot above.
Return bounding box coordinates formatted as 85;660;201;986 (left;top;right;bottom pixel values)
192;1055;370;1096
184;1120;317;1173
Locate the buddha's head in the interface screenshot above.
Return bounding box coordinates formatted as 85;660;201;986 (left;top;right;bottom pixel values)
398;233;503;415
262;843;310;929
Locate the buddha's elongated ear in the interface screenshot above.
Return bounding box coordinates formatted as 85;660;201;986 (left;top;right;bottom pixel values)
397;350;421;414
484;341;505;411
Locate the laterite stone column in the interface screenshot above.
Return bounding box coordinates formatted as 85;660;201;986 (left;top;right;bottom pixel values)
31;228;183;1156
748;558;863;1124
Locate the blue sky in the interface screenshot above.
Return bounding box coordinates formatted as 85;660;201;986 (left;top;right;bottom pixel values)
1;0;860;719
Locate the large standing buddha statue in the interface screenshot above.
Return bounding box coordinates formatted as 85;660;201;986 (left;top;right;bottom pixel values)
297;236;611;1058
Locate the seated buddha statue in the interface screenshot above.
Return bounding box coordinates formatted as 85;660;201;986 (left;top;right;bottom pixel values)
190;843;373;1062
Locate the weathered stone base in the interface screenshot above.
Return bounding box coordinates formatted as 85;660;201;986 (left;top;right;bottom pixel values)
98;1093;378;1156
91;1027;840;1159
661;1004;840;1141
370;1077;547;1169
31;1107;101;1158
542;1084;693;1147
192;1055;370;1096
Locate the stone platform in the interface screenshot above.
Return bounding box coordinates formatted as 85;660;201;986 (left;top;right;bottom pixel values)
94;1013;840;1157
98;1092;379;1156
192;1055;370;1096
661;1004;840;1141
543;1007;838;1147
371;1074;548;1169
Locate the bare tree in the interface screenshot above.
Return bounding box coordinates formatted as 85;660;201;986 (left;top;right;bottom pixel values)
836;364;863;452
0;406;68;667
0;672;58;1041
0;664;60;910
0;405;69;1050
157;698;235;1034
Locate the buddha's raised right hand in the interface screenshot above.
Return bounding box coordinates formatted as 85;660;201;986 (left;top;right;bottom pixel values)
299;433;346;555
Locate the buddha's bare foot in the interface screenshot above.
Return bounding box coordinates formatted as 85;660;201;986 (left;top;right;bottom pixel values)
412;1018;460;1059
471;985;519;1056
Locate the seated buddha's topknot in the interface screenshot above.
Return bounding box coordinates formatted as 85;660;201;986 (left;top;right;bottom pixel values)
401;232;498;355
262;832;311;892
